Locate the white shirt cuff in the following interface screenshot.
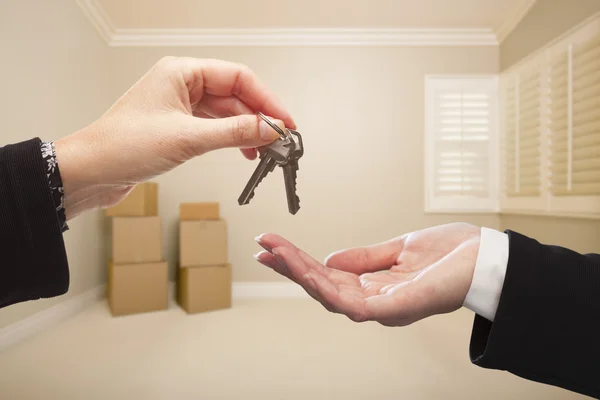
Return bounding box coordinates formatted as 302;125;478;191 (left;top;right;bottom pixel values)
463;227;509;322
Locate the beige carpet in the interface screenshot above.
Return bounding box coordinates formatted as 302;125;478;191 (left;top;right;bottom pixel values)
0;299;586;400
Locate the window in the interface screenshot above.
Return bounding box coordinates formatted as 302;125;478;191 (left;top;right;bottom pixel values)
425;76;499;212
499;58;546;212
500;15;600;218
424;14;600;217
546;29;600;216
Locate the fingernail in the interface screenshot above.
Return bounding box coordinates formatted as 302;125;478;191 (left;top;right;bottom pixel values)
253;252;264;263
254;252;275;270
255;234;272;252
259;118;283;141
323;250;341;267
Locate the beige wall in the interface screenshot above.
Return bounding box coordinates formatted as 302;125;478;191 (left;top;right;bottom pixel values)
0;0;113;327
499;0;600;252
501;0;600;70
501;215;600;254
109;46;500;282
0;5;501;327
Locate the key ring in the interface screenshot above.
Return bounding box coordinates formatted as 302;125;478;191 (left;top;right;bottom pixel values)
257;112;290;139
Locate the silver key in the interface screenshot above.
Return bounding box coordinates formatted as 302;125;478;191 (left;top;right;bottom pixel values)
237;153;277;206
238;134;295;206
238;113;304;214
281;130;303;215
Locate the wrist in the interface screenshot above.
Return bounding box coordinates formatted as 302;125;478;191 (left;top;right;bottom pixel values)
54;132;103;219
458;235;482;306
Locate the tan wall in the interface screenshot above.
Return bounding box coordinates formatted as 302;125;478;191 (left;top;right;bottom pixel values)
0;5;501;327
501;0;600;70
499;0;600;252
0;0;112;327
501;215;600;254
109;46;500;282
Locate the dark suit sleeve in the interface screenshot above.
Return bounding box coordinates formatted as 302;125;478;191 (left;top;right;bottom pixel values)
470;230;600;398
0;138;69;309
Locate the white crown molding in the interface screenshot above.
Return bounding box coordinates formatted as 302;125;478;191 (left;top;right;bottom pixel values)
0;285;105;353
495;0;537;43
109;28;498;47
77;0;498;47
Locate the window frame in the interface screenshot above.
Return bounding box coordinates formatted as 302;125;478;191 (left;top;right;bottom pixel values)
424;74;500;214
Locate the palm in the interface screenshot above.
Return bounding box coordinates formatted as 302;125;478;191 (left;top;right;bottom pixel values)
256;223;480;326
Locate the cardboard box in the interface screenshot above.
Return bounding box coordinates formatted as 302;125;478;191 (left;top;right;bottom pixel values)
177;264;232;313
108;261;168;316
179;202;220;221
112;217;162;264
180;220;227;267
105;182;158;217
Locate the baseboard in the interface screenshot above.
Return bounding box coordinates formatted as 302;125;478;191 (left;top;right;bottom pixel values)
232;282;308;299
0;281;306;352
168;281;307;299
0;285;105;353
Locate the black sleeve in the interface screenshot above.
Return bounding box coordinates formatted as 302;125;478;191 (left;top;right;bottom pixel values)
470;230;600;398
0;138;70;309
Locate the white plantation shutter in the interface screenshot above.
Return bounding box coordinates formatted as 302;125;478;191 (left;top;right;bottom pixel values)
500;15;600;217
549;33;600;196
548;49;570;195
503;64;542;198
504;78;518;196
425;77;498;212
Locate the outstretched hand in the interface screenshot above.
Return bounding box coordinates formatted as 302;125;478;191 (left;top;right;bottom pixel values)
255;223;481;326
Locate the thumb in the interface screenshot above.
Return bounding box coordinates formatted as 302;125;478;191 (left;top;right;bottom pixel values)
194;114;284;152
324;237;404;274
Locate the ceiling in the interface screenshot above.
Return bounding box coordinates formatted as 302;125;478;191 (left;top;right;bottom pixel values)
96;0;534;32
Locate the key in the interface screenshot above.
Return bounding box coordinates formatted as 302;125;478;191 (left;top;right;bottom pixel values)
238;134;295;206
238;113;304;214
237;154;277;206
281;130;304;215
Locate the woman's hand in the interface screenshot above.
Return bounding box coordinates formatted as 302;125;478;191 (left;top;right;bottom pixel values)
255;223;481;326
55;57;295;219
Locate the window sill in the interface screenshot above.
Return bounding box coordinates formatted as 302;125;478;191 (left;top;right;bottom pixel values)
424;209;500;215
499;210;600;221
424;209;600;220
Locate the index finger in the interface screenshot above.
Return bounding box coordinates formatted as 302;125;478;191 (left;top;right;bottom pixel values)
256;233;358;286
180;57;296;129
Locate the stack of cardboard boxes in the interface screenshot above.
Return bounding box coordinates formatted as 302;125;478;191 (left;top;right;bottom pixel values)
177;202;232;314
106;183;169;316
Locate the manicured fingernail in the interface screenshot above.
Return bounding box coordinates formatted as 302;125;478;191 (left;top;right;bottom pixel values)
255;234;272;252
259;118;283;141
323;250;342;267
253;251;271;268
